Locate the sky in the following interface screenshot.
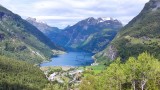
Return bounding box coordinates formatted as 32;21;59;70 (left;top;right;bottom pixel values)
0;0;149;29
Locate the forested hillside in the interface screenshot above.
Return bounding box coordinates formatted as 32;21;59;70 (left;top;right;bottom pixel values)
0;56;48;90
0;5;61;64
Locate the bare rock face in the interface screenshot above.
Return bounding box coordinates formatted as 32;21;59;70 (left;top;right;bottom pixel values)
105;45;118;60
93;44;118;62
150;0;160;11
143;0;160;11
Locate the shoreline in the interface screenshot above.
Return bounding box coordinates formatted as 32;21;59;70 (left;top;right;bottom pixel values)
91;55;99;66
40;66;77;71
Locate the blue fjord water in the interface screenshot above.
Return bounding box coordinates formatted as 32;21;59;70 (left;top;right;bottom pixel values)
40;52;94;67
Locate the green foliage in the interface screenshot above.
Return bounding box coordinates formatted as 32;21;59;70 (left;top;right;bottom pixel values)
44;83;65;90
48;67;63;75
0;55;48;90
79;75;101;90
84;65;106;75
119;6;160;59
80;52;160;90
95;54;113;65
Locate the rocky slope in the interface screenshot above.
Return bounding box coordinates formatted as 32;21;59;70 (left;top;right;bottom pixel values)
95;0;160;62
26;17;61;37
0;5;61;64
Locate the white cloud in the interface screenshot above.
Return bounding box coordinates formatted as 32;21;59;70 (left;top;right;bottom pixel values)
35;15;85;20
0;0;150;28
33;0;65;9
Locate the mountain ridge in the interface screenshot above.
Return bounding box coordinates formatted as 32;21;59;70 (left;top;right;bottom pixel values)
95;0;160;63
60;17;122;53
0;5;62;63
27;17;123;53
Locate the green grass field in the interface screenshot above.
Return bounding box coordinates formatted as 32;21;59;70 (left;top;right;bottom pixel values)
79;65;106;77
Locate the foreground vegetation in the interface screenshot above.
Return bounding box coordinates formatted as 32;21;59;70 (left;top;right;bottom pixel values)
1;52;160;90
0;55;48;90
80;52;160;90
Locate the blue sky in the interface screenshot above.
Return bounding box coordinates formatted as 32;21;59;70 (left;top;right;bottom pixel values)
0;0;149;29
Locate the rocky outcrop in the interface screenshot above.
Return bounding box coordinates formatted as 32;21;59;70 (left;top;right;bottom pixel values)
26;17;60;35
105;45;118;60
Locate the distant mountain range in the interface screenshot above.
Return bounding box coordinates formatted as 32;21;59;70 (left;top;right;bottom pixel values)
95;0;160;63
27;17;123;53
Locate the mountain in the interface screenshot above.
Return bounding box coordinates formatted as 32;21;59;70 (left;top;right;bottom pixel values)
0;5;61;64
62;17;122;53
26;17;61;36
27;17;123;53
26;17;65;47
30;17;122;53
95;0;160;63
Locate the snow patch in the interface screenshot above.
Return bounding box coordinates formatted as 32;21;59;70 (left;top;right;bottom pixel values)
97;17;116;23
101;17;113;21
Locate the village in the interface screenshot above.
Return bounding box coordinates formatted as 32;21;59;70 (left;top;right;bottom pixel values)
40;66;84;88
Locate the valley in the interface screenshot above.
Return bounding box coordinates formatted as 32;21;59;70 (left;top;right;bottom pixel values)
27;17;122;53
1;0;160;90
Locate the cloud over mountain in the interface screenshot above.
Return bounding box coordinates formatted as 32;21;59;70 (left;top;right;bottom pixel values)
0;0;149;28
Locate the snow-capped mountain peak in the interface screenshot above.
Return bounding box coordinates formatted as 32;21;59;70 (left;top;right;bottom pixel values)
97;17;115;23
101;17;113;21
